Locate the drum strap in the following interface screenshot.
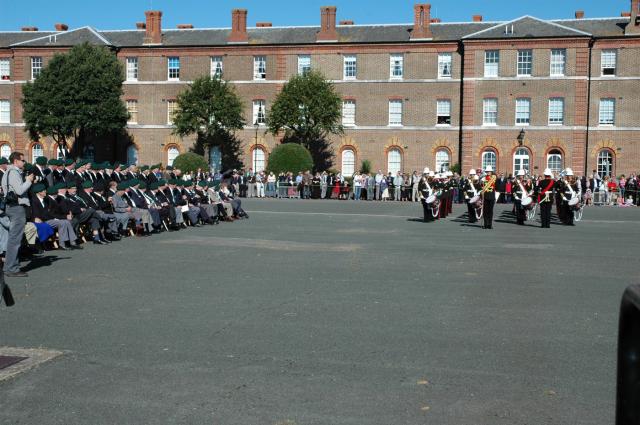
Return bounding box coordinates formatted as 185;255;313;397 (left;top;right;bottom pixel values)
539;180;555;203
517;180;528;201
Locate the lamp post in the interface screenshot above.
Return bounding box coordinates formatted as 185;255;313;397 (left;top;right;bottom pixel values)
254;119;259;173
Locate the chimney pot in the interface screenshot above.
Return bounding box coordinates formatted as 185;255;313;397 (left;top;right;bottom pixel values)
410;4;433;40
228;9;249;43
430;18;441;23
339;20;354;25
472;15;483;22
256;22;272;27
622;11;631;17
627;0;640;34
317;6;338;42
21;26;38;32
143;10;163;45
136;22;146;29
177;24;194;29
575;10;585;19
55;23;68;31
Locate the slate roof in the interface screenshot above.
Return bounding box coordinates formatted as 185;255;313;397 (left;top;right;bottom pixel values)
0;16;632;49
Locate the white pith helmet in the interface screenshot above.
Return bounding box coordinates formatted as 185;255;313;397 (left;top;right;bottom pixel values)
469;169;476;176
544;168;553;176
565;168;574;176
517;169;526;177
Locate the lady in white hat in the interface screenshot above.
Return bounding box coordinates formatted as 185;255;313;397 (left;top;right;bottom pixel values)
536;168;555;228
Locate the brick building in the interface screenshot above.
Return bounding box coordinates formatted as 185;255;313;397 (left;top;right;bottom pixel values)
1;2;639;177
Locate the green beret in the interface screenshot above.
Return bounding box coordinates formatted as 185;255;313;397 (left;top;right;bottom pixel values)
113;161;121;169
138;182;147;189
35;156;48;166
129;178;140;186
0;157;8;165
47;158;57;165
82;180;93;189
64;158;74;166
31;183;46;193
55;159;64;166
74;160;85;169
196;181;206;188
94;163;104;171
55;183;67;191
24;163;34;171
152;164;161;170
139;165;149;172
66;182;77;189
168;179;177;185
149;182;159;190
117;181;129;191
46;186;58;195
103;162;112;169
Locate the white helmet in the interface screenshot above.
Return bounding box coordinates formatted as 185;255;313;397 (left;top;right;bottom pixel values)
446;171;453;177
423;167;430;174
428;171;435;177
485;166;494;172
469;169;476;176
565;168;574;176
517;169;526;177
472;175;479;181
543;168;553;177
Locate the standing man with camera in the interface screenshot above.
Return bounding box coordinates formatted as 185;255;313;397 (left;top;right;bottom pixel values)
2;152;34;277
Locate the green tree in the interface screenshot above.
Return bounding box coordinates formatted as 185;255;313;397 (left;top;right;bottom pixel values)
22;43;128;157
172;76;246;171
172;152;209;174
267;70;343;171
267;144;313;175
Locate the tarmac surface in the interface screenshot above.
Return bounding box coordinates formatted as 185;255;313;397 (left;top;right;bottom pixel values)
1;199;638;424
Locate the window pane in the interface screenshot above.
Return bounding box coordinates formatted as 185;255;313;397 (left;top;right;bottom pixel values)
167;147;180;166
438;53;452;78
211;56;223;78
0;59;10;80
547;150;563;173
483;98;498;125
599;98;615;125
513;148;530;174
388;100;402;126
167;100;177;125
482;151;496;171
254;56;267;80
252;148;266;172
550;49;566;76
597;150;613;177
252;100;266;125
548;98;564;125
435;150;450;173
344;55;357;79
437;99;451;125
31;143;44;163
341;149;355;175
31;57;42;80
0;100;9;124
126;145;138;165
0;144;11;159
390;54;403;78
83;144;95;161
168;57;180;80
126;57;138;81
127;100;138;124
484;50;499;77
342;100;356;126
601;50;617;76
515;98;530;125
517;50;532;76
387;148;401;174
298;55;311;75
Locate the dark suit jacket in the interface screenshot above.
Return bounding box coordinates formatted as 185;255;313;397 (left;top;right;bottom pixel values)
47;195;69;219
30;195;55;221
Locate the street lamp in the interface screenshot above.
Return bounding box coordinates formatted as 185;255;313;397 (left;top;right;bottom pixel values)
254;119;259;172
517;129;526;146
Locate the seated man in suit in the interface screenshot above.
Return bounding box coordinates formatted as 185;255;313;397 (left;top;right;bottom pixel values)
219;182;249;219
32;183;81;250
127;180;161;233
64;182;106;244
153;179;184;229
78;180;118;242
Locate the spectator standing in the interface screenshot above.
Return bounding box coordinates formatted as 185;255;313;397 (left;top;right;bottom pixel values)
2;152;34;277
394;172;403;201
375;170;383;200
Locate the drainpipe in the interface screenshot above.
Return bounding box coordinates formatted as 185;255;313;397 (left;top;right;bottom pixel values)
584;38;594;175
457;41;465;172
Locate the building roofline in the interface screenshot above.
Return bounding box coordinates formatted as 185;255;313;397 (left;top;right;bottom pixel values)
9;25;113;47
462;15;591;39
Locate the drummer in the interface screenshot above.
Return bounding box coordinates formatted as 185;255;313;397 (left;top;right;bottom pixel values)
536;168;555;229
560;168;580;226
512;169;530;225
463;169;480;224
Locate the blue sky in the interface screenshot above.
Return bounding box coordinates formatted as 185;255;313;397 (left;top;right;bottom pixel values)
1;0;631;31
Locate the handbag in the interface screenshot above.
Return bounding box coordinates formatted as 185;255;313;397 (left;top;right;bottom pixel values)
1;282;15;307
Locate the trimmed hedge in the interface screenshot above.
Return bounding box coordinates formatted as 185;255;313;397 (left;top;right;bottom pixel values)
171;152;209;173
267;143;314;174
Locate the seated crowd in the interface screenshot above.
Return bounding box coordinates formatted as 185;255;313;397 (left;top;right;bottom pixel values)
0;152;248;277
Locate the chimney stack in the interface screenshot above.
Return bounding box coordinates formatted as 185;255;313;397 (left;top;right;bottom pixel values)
177;24;194;29
317;6;338;41
136;22;146;29
575;10;585;19
143;10;163;45
622;11;631;17
473;15;483;22
55;23;68;31
256;22;272;27
410;4;433;40
339;20;354;25
21;27;38;32
228;9;248;43
627;0;640;34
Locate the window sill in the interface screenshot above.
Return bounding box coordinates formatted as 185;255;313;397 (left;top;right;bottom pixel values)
389;77;403;81
343;77;357;81
515;123;530;126
598;124;615;127
126;79;138;82
482;123;498;127
167;79;181;82
548;122;564;126
516;75;532;78
550;74;565;78
388;124;403;127
438;76;452;80
435;123;451;127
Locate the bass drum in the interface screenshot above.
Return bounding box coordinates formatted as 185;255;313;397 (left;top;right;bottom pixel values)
521;197;533;207
469;195;480;205
568;197;580;207
426;195;437;205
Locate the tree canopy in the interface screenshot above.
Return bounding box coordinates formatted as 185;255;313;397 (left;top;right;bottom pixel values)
267;70;343;171
22;43;128;156
172;76;246;171
267;143;314;175
172;152;209;174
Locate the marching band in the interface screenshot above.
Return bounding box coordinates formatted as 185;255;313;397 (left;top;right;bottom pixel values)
419;166;585;229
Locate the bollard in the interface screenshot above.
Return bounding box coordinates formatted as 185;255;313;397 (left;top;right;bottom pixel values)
616;283;640;424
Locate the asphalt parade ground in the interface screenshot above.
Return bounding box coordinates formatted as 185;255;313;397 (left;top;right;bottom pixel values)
1;199;639;424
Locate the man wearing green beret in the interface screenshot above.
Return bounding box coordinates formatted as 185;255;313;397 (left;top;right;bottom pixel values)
111;162;124;183
78;180;118;242
64;181;106;244
61;158;76;185
33;156;49;185
121;179;154;235
30;183;79;250
111;182;147;237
